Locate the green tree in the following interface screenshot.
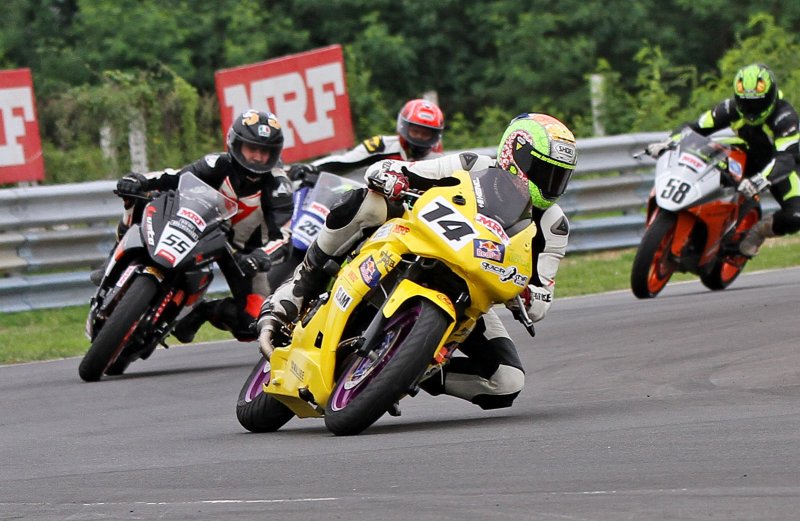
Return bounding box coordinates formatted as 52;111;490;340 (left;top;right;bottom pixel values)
629;46;695;132
695;14;800;111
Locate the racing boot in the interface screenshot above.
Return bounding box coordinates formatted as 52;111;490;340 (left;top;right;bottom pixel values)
89;262;107;286
739;214;776;257
172;300;215;343
257;242;332;358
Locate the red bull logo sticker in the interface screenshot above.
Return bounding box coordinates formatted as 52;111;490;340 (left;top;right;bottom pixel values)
473;239;505;262
359;255;381;288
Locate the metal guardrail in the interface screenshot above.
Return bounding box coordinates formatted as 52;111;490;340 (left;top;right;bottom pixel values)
2;131;776;312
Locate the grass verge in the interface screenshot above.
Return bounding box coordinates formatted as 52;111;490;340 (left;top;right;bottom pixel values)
2;237;799;365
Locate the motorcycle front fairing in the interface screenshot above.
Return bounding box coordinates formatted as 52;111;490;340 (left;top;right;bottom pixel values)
143;174;237;271
653;146;725;213
651;134;741;262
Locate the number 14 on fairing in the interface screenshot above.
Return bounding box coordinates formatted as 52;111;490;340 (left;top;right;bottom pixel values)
419;197;478;250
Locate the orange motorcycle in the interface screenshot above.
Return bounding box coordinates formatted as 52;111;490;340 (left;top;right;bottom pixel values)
631;129;761;298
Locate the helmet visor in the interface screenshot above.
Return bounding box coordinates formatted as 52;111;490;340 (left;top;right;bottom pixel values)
231;141;280;174
398;120;442;148
513;143;574;200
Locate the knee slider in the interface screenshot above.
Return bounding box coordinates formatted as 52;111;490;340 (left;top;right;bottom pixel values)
471;390;521;410
325;188;368;229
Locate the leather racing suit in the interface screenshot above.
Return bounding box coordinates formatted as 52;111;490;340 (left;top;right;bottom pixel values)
311;134;443;175
684;97;800;237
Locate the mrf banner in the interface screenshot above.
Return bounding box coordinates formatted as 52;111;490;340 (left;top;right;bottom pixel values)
0;68;44;183
215;45;354;164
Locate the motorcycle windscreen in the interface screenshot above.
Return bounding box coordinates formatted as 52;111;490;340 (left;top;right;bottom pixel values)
151;173;237;266
177;173;238;221
469;168;531;229
291;172;364;249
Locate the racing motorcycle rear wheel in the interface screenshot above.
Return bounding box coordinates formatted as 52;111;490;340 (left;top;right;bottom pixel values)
324;299;449;436
236;356;295;432
700;203;761;290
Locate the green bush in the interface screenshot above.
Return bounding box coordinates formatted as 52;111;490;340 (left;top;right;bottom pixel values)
37;68;221;183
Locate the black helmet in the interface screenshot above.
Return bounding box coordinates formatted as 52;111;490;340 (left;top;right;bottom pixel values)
733;64;778;124
226;109;284;174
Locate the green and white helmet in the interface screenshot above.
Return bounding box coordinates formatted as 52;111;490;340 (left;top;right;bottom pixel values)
496;113;577;209
733;63;778;124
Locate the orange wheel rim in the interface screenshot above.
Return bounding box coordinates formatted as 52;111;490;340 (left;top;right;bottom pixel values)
647;228;675;293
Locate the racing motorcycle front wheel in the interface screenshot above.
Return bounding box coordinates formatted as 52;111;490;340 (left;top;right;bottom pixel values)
79;275;158;382
631;211;678;299
324;299;449;436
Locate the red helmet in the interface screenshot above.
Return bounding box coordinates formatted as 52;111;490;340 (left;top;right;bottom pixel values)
396;99;444;159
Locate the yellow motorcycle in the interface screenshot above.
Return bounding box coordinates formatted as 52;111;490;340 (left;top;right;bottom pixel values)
236;168;537;435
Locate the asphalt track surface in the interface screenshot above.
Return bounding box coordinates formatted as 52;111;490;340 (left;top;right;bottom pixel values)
1;267;799;520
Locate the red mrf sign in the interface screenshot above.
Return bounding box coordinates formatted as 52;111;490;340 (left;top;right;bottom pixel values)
0;68;44;183
215;45;354;163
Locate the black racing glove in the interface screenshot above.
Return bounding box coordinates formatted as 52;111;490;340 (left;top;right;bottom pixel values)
235;249;272;277
115;172;148;197
287;163;319;186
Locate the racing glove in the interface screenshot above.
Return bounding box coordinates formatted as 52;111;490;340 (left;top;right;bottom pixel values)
365;160;410;200
505;284;552;323
115;172;148;197
737;173;771;199
646;138;673;158
287;163;319;186
235;249;272;277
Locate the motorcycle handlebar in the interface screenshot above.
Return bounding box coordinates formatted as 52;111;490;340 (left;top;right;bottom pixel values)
113;189;154;201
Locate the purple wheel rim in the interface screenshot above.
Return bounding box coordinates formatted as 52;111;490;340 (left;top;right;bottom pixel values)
244;358;271;403
328;304;422;411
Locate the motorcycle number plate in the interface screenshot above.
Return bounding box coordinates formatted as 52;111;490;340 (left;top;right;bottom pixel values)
155;228;196;266
418;196;478;251
292;214;323;246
